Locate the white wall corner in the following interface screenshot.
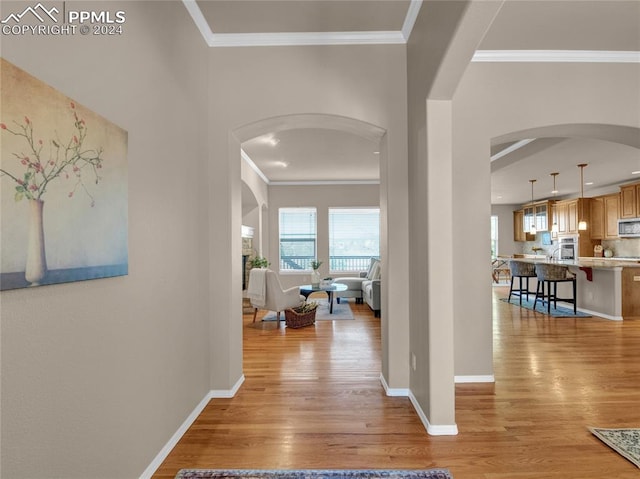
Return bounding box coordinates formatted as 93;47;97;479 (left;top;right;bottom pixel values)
140;375;245;479
408;391;459;436
454;375;495;383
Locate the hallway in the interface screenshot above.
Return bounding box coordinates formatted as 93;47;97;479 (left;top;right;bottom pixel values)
154;291;640;479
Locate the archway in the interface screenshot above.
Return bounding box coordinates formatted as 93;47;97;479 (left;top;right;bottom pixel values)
231;112;400;386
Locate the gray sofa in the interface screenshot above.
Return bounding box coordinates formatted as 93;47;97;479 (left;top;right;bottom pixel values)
335;258;381;317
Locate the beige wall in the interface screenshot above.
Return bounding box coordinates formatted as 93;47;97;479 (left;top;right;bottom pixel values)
491;204;520;257
406;0;503;431
206;44;410;391
452;62;640;377
267;184;380;289
0;2;210;477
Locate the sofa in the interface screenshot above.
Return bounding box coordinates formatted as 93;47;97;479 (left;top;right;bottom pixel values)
335;258;381;317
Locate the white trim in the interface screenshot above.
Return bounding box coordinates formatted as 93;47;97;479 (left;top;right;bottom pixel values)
401;0;423;42
473;50;640;63
380;374;458;436
569;307;623;322
241;149;270;185
139;376;245;479
408;390;459;436
182;0;421;48
182;0;215;47
211;375;246;398
270;180;380;186
210;31;405;48
379;373;410;397
490;138;535;162
455;375;495;383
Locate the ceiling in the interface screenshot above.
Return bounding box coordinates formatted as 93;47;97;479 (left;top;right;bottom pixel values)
186;0;640;203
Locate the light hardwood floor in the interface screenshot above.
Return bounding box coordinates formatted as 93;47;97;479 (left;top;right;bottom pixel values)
153;288;640;479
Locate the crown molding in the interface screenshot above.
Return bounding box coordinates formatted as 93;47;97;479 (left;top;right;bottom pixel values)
270;180;380;186
473;50;640;63
402;0;423;42
183;0;418;47
241;150;378;186
209;31;405;48
241;149;270;185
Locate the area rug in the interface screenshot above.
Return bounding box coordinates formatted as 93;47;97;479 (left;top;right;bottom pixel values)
175;470;453;479
260;298;354;321
589;427;640;468
500;297;591;318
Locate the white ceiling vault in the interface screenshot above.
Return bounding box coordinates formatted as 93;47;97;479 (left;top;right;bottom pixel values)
184;0;640;201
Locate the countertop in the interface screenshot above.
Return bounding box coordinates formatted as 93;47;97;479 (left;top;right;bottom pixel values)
512;256;640;269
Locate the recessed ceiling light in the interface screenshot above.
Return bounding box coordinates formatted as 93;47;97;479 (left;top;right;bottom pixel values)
551;190;559;194
256;134;280;146
585;182;594;186
496;195;503;199
373;151;380;155
632;170;640;175
274;160;289;168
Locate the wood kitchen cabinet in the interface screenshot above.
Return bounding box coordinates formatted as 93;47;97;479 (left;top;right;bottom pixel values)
620;183;640;219
591;194;621;240
604;194;620;239
513;210;526;242
556;201;568;233
555;198;591;235
590;197;604;239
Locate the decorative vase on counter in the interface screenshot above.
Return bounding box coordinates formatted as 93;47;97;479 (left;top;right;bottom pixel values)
311;269;321;286
604;249;614;258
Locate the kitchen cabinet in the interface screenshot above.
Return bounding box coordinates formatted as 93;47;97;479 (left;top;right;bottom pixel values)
513;210;526;242
590;194;621;240
604;194;620;239
620;183;640;219
555;198;591;235
590;197;604;240
522;201;551;233
556;201;568;233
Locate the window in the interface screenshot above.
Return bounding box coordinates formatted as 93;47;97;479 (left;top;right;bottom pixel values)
490;215;499;259
329;208;380;272
279;208;317;271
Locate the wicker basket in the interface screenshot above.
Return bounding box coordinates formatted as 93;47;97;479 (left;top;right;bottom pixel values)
285;307;317;328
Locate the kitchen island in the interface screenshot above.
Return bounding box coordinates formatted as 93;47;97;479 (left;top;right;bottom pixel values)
511;257;640;320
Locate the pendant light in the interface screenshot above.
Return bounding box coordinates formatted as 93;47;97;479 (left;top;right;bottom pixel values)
529;179;537;235
577;163;588;231
550;172;559;235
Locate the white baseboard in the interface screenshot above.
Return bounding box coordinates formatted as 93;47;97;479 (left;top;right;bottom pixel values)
379;373;410;396
139;375;245;479
455;375;495;383
408;390;458;436
380;374;458;436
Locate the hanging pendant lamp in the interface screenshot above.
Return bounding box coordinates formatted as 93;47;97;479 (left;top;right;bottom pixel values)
550;172;559;235
529;179;537;235
577;164;588;231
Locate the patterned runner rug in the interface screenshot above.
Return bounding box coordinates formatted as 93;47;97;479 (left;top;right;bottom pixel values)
175;470;453;479
589;427;640;468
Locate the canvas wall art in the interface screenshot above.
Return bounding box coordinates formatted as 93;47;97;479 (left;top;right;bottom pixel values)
0;58;128;290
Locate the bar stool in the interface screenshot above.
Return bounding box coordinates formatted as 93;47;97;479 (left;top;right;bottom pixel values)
533;263;577;314
508;260;536;305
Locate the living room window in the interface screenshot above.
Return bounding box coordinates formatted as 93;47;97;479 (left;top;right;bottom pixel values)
279;207;317;271
329;207;380;272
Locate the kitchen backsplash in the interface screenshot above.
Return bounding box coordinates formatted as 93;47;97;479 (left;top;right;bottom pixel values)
523;237;640;258
601;238;640;258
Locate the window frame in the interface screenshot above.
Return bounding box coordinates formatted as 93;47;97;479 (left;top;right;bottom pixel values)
278;207;318;273
328;207;380;274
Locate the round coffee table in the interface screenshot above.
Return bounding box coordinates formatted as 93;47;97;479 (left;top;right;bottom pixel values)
299;283;348;314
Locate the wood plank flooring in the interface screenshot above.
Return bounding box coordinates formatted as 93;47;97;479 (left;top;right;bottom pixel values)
153;288;640;479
